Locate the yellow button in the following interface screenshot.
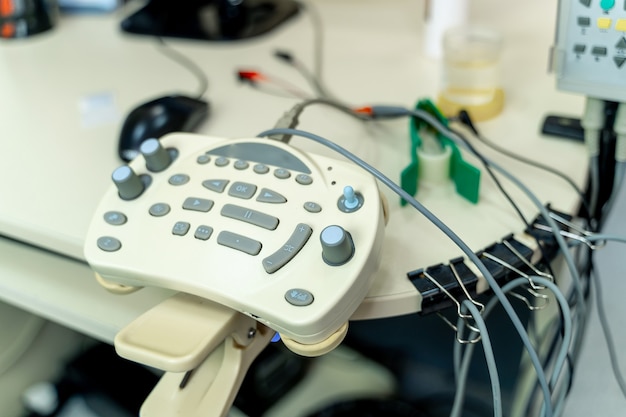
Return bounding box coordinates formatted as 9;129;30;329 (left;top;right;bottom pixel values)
616;19;626;32
597;17;612;29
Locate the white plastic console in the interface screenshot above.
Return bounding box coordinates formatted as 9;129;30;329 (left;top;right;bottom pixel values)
84;133;386;352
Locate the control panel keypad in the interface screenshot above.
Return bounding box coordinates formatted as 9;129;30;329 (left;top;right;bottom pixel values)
554;0;626;100
85;134;385;346
102;147;328;273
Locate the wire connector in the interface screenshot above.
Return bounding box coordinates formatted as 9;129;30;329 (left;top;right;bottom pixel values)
354;105;410;119
268;103;305;143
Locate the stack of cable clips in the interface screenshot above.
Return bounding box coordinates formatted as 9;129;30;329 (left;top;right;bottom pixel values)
407;234;537;315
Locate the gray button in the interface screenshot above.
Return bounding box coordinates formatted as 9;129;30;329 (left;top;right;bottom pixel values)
256;188;287;203
263;224;312;273
194;225;213;240
221;204;279;230
197;154;211;164
228;182;257;199
579;0;591;7
577;16;591;26
616;37;626;50
285;288;314;306
217;231;262;255
304;201;322;213
169;174;190;186
202;179;229;193
295;174;313;185
592;46;608;56
104;211;127;225
97;236;121;252
183;197;214;212
149;203;171;217
573;44;586;54
172;221;190;236
234;160;249;170
253;164;269;174
274;168;291;179
215;156;230;167
615;56;626;68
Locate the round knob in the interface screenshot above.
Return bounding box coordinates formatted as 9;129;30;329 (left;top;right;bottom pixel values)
320;225;354;266
140;138;172;172
112;165;145;200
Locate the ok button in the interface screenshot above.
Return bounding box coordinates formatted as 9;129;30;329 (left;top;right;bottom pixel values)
228;181;257;199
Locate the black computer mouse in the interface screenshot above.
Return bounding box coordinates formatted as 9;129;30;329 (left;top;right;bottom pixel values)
118;94;210;161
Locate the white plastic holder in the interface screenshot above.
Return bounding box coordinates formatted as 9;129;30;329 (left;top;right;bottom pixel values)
113;292;273;417
417;144;452;184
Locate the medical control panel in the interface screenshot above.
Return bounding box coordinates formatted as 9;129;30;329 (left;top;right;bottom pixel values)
552;0;626;101
84;133;385;348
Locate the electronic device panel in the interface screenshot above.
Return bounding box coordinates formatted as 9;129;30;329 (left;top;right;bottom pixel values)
84;133;386;350
552;0;626;101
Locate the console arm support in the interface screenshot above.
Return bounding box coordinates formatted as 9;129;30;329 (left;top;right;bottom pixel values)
113;292;273;417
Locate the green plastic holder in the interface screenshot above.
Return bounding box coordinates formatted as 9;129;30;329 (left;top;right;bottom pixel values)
400;99;481;206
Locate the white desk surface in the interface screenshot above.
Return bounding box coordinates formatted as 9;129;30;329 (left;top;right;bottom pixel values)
1;1;613;414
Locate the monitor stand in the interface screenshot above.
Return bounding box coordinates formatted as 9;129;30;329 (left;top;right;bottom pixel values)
120;0;299;41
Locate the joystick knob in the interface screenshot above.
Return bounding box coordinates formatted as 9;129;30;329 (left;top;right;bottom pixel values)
140;138;172;172
320;225;354;266
337;185;363;212
112;165;145;200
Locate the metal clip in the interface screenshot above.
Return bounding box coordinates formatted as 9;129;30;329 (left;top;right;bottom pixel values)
549;211;593;238
422;271;481;344
502;240;554;286
533;223;599;250
481;252;550;310
509;288;550;311
549;211;606;248
450;262;485;314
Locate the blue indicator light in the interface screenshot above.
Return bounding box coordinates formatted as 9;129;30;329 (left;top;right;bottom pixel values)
271;332;281;343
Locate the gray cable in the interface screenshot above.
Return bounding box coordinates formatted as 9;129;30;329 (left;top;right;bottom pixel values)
590;267;626;398
300;0;330;97
564;234;626;399
451;300;503;417
601;160;626;220
452;277;573;417
407;108;586;314
154;37;209;99
409;107;589;374
297;98;371;121
256;127;554;417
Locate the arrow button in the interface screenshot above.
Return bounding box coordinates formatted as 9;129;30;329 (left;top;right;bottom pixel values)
256;188;287;204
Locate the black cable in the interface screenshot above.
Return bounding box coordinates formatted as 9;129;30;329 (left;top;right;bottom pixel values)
456;110;593;221
449;125;557;279
154;36;209;99
449;126;530;226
